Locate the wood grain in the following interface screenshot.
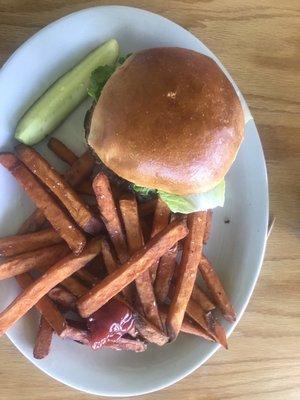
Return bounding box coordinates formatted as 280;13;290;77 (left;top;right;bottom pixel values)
0;1;299;399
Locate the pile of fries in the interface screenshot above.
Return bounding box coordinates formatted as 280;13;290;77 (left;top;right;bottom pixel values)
0;138;236;358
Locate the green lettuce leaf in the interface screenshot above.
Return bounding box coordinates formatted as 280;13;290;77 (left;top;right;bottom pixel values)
132;180;225;213
132;184;156;197
158;180;225;213
87;54;131;102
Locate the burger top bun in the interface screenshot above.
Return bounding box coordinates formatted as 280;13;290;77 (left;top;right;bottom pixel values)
88;47;244;195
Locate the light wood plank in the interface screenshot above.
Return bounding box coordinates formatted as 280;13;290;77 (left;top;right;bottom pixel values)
0;1;299;399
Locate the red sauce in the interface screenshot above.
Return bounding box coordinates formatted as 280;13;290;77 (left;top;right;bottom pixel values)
87;298;134;350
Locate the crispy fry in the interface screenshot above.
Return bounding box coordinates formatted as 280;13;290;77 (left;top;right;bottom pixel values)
127;326;138;338
206;311;228;349
33;316;54;359
93;173;128;263
198;256;236;322
101;239;119;274
154;243;178;304
138;199;157;218
159;305;214;341
119;195;163;330
48;287;77;311
64;320;146;351
133;312;168;346
17;151;96;236
16;144;102;236
77;220;188;318
186;298;228;349
180;318;213;341
101;239;136;304
63;324;90;345
170;261;214;315
86;254;107;279
47;138;78;166
203;209;213;244
60;276;89;297
63;151;95;187
64;321;145;352
75;268;98;286
0;243;69;280
18;209;46;234
48;139;94;196
0;228;62;257
0;238;101;337
77;180;94;196
0;153;86;254
15;273;67;336
166;211;207;341
148;199;170;282
104;338;147;352
191;282;215;313
34;259;90;297
139;213;153;243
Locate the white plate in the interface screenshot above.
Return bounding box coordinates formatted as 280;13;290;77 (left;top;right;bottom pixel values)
0;5;269;397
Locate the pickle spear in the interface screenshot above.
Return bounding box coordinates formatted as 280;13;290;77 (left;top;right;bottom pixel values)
15;38;119;145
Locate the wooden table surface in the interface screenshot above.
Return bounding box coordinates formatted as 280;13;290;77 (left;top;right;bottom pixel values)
0;1;299;399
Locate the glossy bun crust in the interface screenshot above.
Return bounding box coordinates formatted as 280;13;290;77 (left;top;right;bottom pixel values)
88;47;244;195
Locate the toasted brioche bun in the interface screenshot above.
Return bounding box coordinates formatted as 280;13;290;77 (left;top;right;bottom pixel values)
88;47;244;195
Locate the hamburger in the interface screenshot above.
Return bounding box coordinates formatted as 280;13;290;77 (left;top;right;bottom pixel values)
86;47;244;213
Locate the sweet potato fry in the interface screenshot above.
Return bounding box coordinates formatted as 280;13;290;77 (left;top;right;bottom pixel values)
101;239;135;303
60;276;89;297
60;150;95;187
77;219;188;318
18;209;47;234
198;256;236;322
0;238;101;337
64;320;144;351
16;144;101;236
206;311;228;349
0;153;86;254
180;318;214;341
48;139;94;196
0;228;62;258
154;243;178;304
166;211;207;341
133;312;168;346
33;316;54;359
85;254;107;279
171;260;215;315
203;209;213;244
77;180;94;196
101;239;119;274
75;268;98;286
149;199;171;282
63;323;90;345
127;326;138;338
104;338;147;352
138;199;157;218
48;287;77;311
139;213;154;243
191;282;215;313
17;151;96;235
15;273;67;336
119;195;163;330
159;305;214;341
34;260;90;297
0;243;69;280
93;173;128;263
47;138;78;166
186;298;228;349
